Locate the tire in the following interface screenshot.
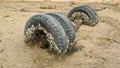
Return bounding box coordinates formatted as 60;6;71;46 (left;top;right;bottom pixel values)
47;12;76;44
68;5;98;26
83;5;98;21
24;14;68;54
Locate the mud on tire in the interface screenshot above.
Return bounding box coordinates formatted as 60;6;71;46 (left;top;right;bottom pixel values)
47;12;76;48
24;14;68;54
68;5;99;27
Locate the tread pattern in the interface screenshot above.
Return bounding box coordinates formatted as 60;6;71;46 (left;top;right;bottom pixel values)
24;14;68;54
68;5;98;26
47;12;76;43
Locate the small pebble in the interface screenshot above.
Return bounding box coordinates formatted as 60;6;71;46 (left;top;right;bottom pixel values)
0;50;3;53
3;15;10;18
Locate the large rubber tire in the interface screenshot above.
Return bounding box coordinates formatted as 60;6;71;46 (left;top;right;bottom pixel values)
68;5;98;26
24;14;68;54
47;12;76;44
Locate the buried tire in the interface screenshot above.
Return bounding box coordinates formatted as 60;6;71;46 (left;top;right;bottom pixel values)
24;14;68;54
47;12;76;47
68;5;99;28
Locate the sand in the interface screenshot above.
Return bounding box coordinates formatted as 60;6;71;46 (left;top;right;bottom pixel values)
0;1;120;68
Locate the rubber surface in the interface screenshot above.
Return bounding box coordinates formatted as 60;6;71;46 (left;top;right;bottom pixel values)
47;12;76;43
68;5;98;26
24;14;68;54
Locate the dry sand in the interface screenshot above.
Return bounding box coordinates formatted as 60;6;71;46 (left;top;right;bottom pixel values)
0;1;120;68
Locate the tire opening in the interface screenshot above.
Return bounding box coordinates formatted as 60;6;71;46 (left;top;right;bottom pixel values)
24;25;50;49
69;12;90;31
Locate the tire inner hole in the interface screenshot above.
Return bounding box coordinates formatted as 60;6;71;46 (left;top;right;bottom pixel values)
33;26;49;49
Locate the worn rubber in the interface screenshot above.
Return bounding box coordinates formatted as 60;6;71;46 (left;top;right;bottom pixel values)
24;14;68;54
68;5;98;26
83;5;98;21
47;12;76;43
